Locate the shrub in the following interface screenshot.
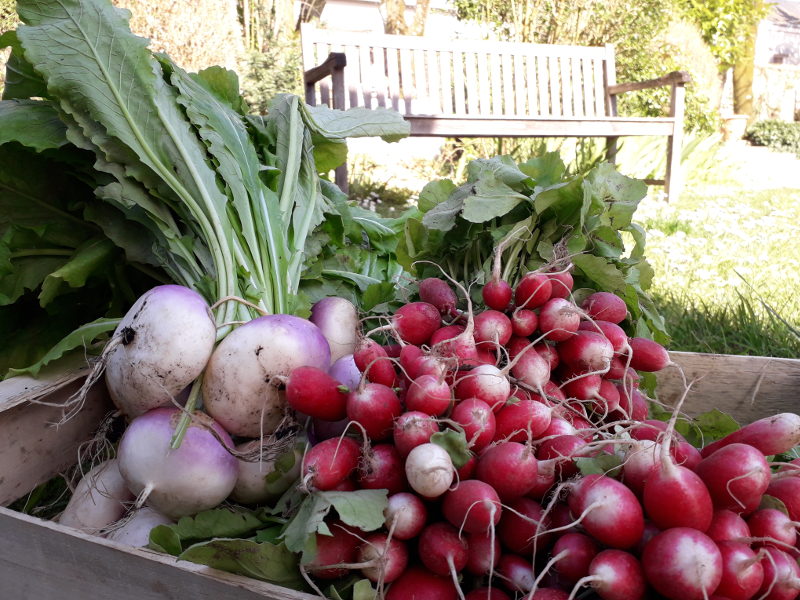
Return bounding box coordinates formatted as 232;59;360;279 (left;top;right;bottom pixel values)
745;120;800;155
239;34;303;115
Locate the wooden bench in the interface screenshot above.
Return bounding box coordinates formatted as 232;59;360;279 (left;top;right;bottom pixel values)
300;24;691;199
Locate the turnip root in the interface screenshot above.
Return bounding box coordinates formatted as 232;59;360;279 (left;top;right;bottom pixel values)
310;297;358;362
230;441;303;505
203;314;331;437
58;459;134;532
105;507;173;547
117;407;238;519
104;285;216;418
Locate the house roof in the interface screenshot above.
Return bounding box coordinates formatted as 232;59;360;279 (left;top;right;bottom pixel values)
769;0;800;27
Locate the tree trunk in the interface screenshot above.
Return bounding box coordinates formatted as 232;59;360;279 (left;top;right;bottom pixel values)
297;0;327;28
410;0;431;35
732;0;761;122
383;0;409;35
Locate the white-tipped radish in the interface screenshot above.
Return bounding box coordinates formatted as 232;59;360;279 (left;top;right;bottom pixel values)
405;443;455;498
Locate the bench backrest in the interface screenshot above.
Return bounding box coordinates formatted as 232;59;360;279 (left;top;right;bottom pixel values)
301;24;617;119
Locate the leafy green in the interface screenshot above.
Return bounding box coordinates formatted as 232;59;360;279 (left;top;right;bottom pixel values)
0;100;67;151
431;429;473;469
674;408;741;448
576;454;624;477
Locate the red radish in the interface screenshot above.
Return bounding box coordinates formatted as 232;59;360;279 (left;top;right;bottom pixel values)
455;364;511;411
537;435;588;479
430;324;479;363
605;356;627;379
714;541;765;600
757;546;800;600
475;441;538;501
700;413;800;458
627;337;671;372
358;444;406;494
527;589;569;600
393;411;439;457
560;372;602;402
399;344;424;379
511;309;539;337
286;366;348;421
346;382;402;440
499;497;549;554
452;398;497;451
548;270;574;299
622;440;661;496
516;272;553;309
409;353;449;381
594;379;621;414
507;336;531;360
551;532;599;584
303;436;361;491
581;292;627;324
567;474;644;549
707;509;751;543
766;476;800;521
612;384;649;422
384;344;403;358
406;374;452;416
466;588;511;600
405;442;455;498
578;320;629;354
570;549;646;600
310;296;359;363
747;508;798;549
354;338;397;387
642;449;713;532
526;458;557;499
384;492;427;540
419;277;459;317
538;298;581;342
557;331;614;373
695;443;771;514
393;301;441;345
483;279;513;311
550;502;579;535
443;479;502;534
540;417;577;439
629;419;700;468
494;399;552;442
306;524;358;579
474;310;513;348
498;554;535;593
358;533;408;583
642;527;722;600
385;566;458;600
458;455;477;480
465;530;501;576
543;380;567;405
536;343;560;370
418;522;469;576
510;345;551;390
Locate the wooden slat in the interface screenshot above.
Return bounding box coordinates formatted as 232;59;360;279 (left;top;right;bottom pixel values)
593;57;605;115
657;352;800;424
452;50;466;114
398;47;414;114
315;43;331;107
359;44;376;109
608;70;692;96
465;52;479;114
548;55;561;116
581;57;594;116
413;48;428;113
537;55;550;116
344;44;363;109
514;53;527;116
560;57;573;117
372;46;389;109
526;54;538;115
477;51;491;115
385;46;401;111
0;508;316;600
502;53;515;115
571;56;583;116
426;49;442;114
489;52;503;115
439;50;454;114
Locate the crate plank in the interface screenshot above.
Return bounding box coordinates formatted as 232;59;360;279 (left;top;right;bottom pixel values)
658;351;800;423
0;507;316;599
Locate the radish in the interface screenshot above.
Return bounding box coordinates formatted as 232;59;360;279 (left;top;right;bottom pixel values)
568;549;646;600
494;399;551;442
551;532;599;584
405;442;455;498
510;345;551;390
578;320;629;354
641;527;723;600
498;497;548;554
515;272;553;310
613;384;649;422
286;366;348;421
465;530;502;575
393;301;442;345
358;533;409;583
302;436;361;491
474;310;513;349
700;413;800;458
104;285;216;418
309;296;358;362
527;589;569;600
204;314;331;437
431;324;479;364
642;450;713;532
346;382;402;440
452;398;497;451
385;566;458;600
538;298;581;342
747;508;798;549
714;540;765;600
419;277;459;317
406;374;452;416
393;411;439;457
230;441;302;504
627;337;671;372
557;331;614;374
442;479;502;534
59;459;135;532
526;458;557;499
117;408;238;519
483;280;513;311
418;522;469;577
537;435;589;479
306;523;359;579
466;588;510;600
547;270;574;300
621;439;661;496
766;476;800;521
758;546;800;600
567;474;644;549
455;364;512;411
498;554;535;593
358;444;407;494
695;443;771;514
707;509;751;542
384;492;427;540
475;441;538;501
354;338;397;388
581;292;627;324
511;309;539;337
105;506;172;547
537;343;561;370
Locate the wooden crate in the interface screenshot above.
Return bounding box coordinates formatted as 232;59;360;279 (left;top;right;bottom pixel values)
1;351;798;599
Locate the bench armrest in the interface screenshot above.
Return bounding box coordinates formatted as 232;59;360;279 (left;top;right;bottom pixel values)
607;71;691;96
304;52;347;85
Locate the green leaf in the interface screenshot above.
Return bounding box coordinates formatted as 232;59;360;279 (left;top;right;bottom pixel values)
466;155;532;188
422;184;470;231
431;429;472;469
302;104;411;143
576;454;623;477
190;66;249;114
321;489;388;533
148;525;182;556
0;31;48;100
674;409;740;448
0;100;68;151
178;539;303;588
759;494;789;515
572;254;627;294
585;163;647;229
5;317;119;378
361;281;397;311
353;579;376;600
281;493;335;555
418;179;457;213
461;174;530;223
38;238;117;306
519;152;567;186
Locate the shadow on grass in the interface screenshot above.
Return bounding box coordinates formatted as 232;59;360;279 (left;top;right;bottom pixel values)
652;290;800;358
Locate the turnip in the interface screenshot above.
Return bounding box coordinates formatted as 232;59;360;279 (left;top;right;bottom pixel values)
475;441;538;501
105;506;172;547
641;527;723;600
566;474;644;549
309;296;358;363
117;408;238;519
328;354;361;388
104;285;216;418
384;492;427;540
700;413;800;458
358;533;409;583
302;436;361;491
442;479;502;534
230;441;302;504
581;292;627;324
393;411;439;457
498;497;548;555
405;442;455;498
695;443;771;514
385;566;458;600
204;314;331;437
346;382;402;440
714;540;765;600
58;459;134;532
567;549;646;600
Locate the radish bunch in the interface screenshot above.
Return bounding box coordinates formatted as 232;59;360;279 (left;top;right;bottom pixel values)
285;271;800;600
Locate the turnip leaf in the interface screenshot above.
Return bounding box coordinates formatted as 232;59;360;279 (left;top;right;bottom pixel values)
0;100;67;151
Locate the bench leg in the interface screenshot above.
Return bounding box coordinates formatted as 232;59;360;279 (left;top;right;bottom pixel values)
665;83;686;202
605;136;618;164
335;163;349;195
